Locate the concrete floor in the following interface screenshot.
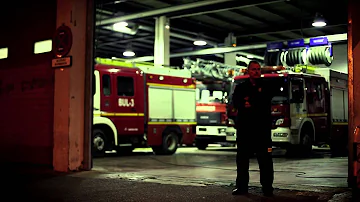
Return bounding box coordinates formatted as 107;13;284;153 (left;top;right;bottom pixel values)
92;145;348;191
1;145;352;201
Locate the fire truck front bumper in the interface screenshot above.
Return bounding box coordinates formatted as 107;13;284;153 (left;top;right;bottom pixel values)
225;126;236;142
271;127;291;147
195;126;227;142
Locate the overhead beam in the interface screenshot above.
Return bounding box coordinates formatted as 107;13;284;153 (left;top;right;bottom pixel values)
97;35;153;47
128;33;347;62
96;0;234;26
135;24;219;46
169;0;285;19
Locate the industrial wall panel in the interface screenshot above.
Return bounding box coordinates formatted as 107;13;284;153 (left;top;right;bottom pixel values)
0;0;56;165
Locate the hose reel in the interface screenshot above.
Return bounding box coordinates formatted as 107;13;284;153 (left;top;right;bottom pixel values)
264;45;333;67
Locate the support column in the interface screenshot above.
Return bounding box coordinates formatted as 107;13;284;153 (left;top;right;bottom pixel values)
348;0;360;188
224;52;237;66
53;0;93;172
154;16;170;66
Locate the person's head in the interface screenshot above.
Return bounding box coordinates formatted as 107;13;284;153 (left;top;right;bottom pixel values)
247;61;261;79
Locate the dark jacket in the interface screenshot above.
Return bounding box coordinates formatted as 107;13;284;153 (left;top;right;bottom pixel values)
231;78;273;143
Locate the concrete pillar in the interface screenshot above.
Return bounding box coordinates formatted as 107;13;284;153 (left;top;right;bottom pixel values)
154;16;170;66
53;0;94;172
224;52;237;66
348;0;360;188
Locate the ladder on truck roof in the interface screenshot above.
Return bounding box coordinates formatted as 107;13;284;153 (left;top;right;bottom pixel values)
95;57;192;78
263;65;323;76
182;57;247;82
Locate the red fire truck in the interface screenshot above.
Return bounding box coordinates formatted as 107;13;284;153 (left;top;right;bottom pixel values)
226;65;348;156
182;58;245;150
92;58;197;156
194;79;230;149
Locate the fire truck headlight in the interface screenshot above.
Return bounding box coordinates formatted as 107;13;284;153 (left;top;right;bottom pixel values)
273;133;289;137
227;118;235;125
275;118;284;126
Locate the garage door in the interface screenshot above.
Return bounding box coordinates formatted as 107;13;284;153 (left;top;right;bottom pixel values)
0;1;56;165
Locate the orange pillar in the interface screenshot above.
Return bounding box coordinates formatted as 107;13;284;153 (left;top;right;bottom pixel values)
53;0;94;172
348;0;360;189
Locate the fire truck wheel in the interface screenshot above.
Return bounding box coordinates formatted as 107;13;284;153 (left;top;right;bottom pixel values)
115;147;134;155
92;129;107;157
299;130;313;156
286;130;313;157
196;142;208;150
153;132;179;155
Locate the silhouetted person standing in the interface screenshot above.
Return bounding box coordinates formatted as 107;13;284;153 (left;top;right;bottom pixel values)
231;61;274;197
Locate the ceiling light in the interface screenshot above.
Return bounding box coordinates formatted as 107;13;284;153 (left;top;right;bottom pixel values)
312;13;326;27
123;50;135;57
312;21;326;27
193;40;207;46
246;55;254;59
113;21;128;30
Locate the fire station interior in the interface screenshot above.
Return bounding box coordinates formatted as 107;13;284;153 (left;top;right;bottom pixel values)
1;0;358;196
91;0;351;190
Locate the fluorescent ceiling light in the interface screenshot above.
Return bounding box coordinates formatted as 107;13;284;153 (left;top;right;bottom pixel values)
115;21;128;27
113;21;128;31
193;40;207;46
312;20;326;27
123;50;135;57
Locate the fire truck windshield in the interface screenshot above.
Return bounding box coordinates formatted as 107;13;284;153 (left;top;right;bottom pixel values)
229;77;289;105
196;81;231;104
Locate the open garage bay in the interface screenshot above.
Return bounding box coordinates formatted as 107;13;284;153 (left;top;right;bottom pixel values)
93;145;348;191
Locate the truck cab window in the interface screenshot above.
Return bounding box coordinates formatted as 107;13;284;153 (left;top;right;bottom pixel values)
102;74;111;96
117;76;134;96
290;79;304;103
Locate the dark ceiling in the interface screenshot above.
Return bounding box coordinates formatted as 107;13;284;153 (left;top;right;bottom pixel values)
94;0;348;66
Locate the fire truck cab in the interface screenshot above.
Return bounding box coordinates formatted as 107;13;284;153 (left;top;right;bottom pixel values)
195;80;230;149
227;66;348;156
182;58;246;150
92;58;197;156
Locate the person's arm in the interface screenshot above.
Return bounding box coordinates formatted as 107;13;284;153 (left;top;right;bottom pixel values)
231;84;241;110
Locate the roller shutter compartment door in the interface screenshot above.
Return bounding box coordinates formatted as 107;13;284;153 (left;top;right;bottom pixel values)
0;1;56;165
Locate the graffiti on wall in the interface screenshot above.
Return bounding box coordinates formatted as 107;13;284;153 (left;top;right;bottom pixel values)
0;78;52;96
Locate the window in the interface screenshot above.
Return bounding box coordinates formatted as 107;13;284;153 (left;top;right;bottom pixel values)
0;47;8;59
117;76;134;96
34;39;52;54
102;74;111;96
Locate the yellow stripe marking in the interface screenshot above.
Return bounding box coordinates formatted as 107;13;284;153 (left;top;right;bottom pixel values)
295;113;328;118
100;113;144;117
148;122;197;125
333;122;348;125
147;82;195;89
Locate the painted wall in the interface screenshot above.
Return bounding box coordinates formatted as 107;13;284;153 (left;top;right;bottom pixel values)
325;44;348;73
